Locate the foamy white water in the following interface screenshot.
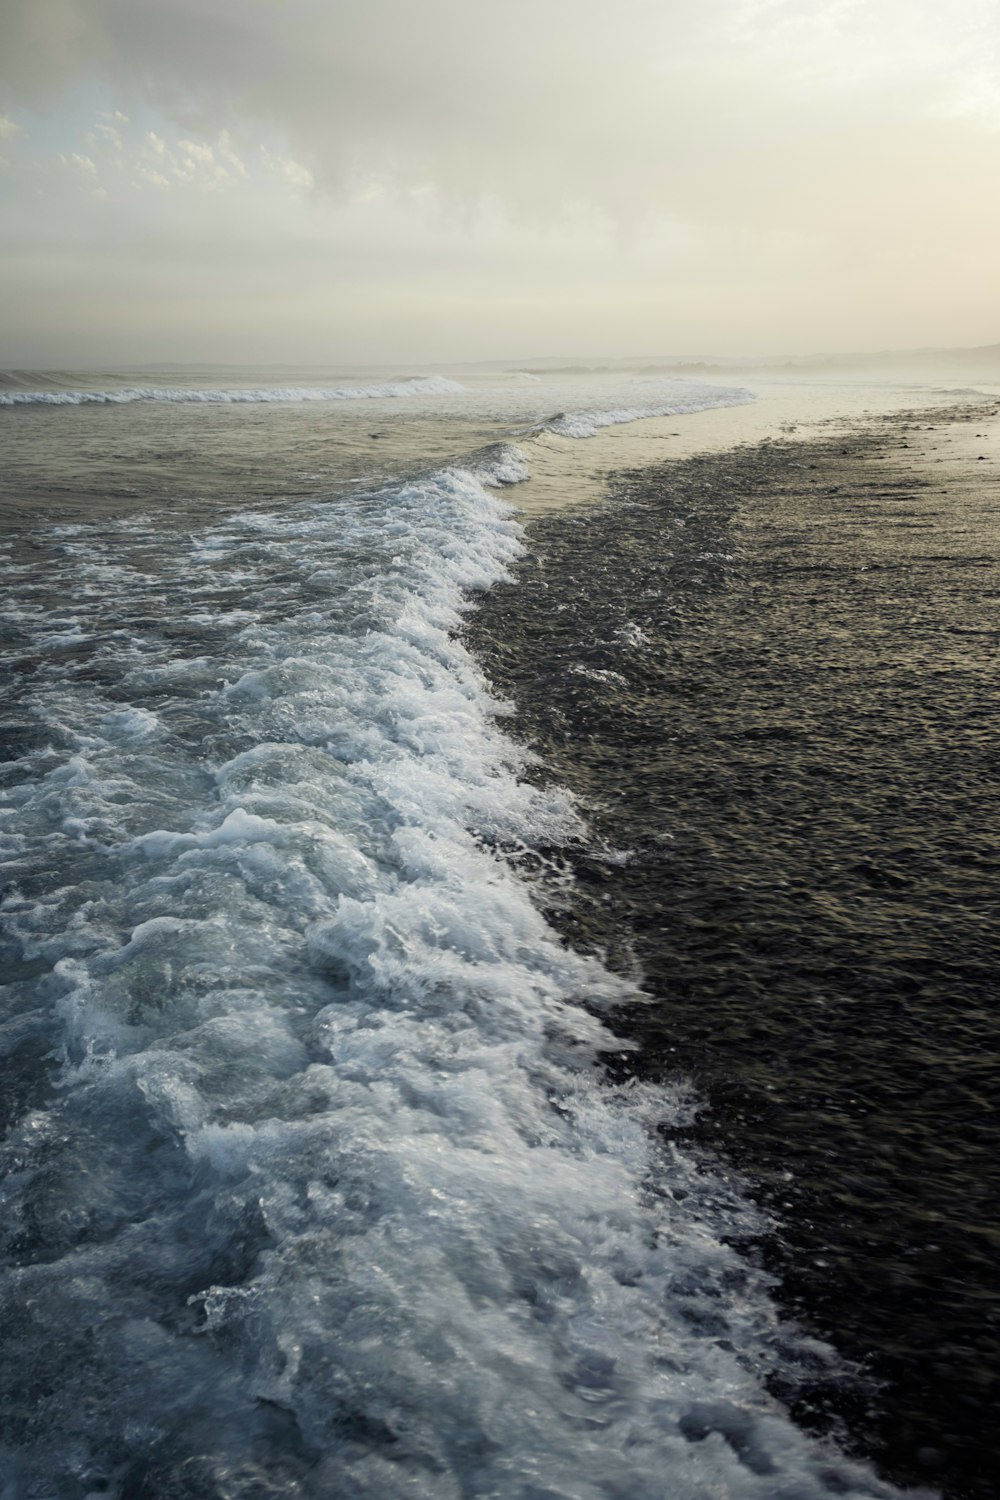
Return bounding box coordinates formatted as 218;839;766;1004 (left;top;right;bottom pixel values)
0;374;466;406
0;374;931;1498
541;388;755;439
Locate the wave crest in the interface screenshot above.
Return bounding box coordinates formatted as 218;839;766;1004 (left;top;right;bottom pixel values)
0;375;466;408
543;383;755;438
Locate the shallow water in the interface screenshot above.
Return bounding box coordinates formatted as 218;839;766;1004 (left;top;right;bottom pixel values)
467;412;1000;1500
0;368;961;1499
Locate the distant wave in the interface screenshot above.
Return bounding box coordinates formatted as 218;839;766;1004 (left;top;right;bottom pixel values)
543;384;755;438
0;375;466;407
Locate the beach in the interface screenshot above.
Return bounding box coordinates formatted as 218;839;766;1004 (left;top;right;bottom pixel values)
9;1;1000;1492
511;378;998;515
1;369;997;1499
469;397;1000;1499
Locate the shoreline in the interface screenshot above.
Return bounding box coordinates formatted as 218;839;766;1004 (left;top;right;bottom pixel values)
468;400;1000;1499
511;379;1000;516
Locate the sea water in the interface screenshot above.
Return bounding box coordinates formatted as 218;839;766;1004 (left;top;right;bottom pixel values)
0;368;928;1498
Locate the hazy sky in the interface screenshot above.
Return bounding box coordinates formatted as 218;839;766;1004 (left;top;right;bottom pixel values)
1;0;998;365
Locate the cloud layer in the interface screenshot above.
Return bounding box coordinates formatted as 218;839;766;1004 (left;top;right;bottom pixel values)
1;0;998;361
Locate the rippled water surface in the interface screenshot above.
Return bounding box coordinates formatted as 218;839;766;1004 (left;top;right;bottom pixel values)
3;368;935;1500
468;410;1000;1500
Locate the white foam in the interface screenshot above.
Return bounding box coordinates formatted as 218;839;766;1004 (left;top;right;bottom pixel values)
544;383;756;439
0;457;926;1499
0;375;466;407
38;624;91;647
469;442;532;487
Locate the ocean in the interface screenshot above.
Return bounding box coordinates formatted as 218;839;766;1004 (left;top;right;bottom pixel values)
0;366;994;1500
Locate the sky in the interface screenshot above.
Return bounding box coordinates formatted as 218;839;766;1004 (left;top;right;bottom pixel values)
1;0;998;366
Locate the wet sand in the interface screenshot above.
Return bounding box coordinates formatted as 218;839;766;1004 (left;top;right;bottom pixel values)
468;399;1000;1500
512;378;1000;515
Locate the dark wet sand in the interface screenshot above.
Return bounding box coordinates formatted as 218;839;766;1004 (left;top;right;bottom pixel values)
468;402;1000;1500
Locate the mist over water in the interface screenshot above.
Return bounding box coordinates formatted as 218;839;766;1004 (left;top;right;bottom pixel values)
0;369;943;1499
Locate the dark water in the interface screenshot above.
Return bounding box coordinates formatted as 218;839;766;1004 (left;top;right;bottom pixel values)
467;411;1000;1500
8;372;922;1500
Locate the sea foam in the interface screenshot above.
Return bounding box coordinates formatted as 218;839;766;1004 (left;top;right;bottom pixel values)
0;454;922;1499
543;385;756;439
0;375;465;407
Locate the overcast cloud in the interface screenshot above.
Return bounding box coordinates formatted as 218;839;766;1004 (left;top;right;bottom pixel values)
1;0;998;363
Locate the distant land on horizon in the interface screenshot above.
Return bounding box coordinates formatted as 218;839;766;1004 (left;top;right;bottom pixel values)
3;342;999;380
501;341;1000;378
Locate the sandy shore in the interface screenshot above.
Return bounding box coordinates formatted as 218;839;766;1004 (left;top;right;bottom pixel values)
513;377;1000;515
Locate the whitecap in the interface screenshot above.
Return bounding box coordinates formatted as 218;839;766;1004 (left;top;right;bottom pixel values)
0;375;466;407
0;455;922;1500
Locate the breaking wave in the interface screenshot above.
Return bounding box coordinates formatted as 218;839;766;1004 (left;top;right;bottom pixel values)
542;384;756;438
0;441;919;1499
0;375;465;407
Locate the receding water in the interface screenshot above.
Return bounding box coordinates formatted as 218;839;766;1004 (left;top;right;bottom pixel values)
467;414;1000;1500
0;368;970;1499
